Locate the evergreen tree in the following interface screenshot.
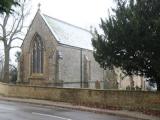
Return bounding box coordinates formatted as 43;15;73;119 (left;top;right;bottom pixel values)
92;0;160;91
0;0;19;14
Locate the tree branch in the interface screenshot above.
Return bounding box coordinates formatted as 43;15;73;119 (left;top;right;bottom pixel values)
11;37;23;41
10;46;21;49
9;16;23;45
2;14;9;44
0;36;3;40
8;3;24;46
3;14;9;28
0;24;3;29
6;18;18;37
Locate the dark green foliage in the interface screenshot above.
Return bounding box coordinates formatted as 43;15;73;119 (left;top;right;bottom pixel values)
15;51;21;62
10;65;17;84
92;0;160;91
0;0;19;14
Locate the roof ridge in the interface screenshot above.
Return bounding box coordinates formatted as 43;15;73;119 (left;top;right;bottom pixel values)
42;14;91;34
41;13;93;50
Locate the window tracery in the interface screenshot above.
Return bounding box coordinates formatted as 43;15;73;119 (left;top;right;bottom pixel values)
31;34;43;74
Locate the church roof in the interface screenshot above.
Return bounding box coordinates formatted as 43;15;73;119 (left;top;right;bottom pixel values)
41;14;93;50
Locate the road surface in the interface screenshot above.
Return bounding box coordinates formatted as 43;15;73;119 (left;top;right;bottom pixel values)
0;100;138;120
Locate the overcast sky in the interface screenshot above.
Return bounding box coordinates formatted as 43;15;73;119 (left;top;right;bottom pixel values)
30;0;115;30
1;0;116;65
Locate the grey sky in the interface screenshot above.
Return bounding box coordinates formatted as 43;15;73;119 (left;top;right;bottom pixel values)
30;0;115;30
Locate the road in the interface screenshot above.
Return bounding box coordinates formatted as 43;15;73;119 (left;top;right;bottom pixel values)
0;100;138;120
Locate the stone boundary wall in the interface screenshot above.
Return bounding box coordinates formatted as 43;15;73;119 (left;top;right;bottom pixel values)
0;82;160;111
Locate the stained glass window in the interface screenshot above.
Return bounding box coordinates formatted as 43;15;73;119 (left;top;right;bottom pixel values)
31;34;43;74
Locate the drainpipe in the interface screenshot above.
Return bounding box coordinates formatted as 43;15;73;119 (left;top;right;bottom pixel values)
55;51;59;85
80;48;82;88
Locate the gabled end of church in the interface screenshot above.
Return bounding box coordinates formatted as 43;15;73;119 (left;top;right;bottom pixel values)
19;10;105;89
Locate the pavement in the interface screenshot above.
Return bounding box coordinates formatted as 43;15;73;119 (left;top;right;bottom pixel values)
0;95;159;120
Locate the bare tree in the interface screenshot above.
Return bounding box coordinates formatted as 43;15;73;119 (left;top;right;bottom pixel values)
0;0;30;82
0;54;4;80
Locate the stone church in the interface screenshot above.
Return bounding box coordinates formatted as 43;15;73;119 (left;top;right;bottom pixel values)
19;10;105;88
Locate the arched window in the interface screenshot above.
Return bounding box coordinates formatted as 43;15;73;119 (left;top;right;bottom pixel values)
31;34;43;74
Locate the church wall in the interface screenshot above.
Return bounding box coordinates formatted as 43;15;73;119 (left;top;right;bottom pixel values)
0;82;159;112
58;44;104;89
57;45;81;88
21;12;58;85
81;48;104;89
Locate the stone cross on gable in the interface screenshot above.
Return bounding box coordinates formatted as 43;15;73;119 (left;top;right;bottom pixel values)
38;3;41;12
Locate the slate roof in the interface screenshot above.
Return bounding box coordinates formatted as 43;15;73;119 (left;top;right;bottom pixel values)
41;14;93;50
